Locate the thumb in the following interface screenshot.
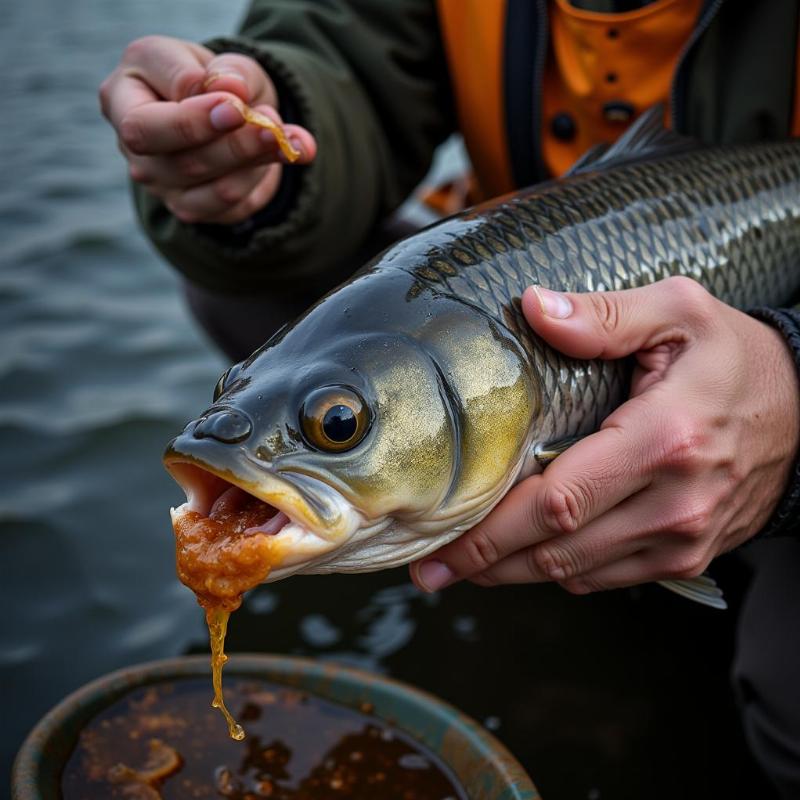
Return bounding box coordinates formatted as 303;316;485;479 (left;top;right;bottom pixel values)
203;52;277;107
520;276;710;360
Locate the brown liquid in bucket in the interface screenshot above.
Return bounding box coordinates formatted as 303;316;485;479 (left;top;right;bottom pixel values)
61;678;467;799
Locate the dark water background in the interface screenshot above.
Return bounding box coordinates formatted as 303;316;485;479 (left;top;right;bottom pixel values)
0;1;778;798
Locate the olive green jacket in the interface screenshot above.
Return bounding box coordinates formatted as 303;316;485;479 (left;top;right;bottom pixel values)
133;0;799;294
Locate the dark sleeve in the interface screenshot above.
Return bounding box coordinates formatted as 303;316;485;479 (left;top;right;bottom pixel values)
132;0;455;294
748;306;800;537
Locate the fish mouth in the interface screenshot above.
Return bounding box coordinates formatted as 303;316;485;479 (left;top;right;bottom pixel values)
163;446;363;580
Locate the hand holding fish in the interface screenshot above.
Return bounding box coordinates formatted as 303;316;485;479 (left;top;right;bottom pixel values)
99;36;316;224
411;278;800;596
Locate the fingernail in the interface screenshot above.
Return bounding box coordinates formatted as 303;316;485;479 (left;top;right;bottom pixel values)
416;560;454;593
289;136;304;157
531;285;573;319
203;70;247;90
210;101;243;131
549;566;567;580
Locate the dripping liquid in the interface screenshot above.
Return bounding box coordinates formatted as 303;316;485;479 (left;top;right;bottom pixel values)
172;486;283;740
207;606;245;741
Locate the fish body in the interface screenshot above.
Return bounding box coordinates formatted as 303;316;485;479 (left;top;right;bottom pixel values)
165;120;800;598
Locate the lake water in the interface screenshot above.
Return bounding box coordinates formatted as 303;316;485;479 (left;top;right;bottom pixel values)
0;2;776;798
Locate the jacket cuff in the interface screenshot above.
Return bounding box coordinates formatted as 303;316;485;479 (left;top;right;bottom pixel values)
749;307;800;538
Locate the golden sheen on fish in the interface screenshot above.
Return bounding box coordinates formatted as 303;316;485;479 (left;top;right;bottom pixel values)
164;113;800;609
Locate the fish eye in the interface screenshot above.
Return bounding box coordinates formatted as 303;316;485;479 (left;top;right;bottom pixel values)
213;363;242;402
300;387;370;453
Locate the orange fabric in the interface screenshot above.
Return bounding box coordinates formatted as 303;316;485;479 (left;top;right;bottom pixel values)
437;0;791;195
436;0;515;198
543;0;703;176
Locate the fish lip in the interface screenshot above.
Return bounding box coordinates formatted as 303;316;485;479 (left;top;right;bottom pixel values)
163;437;359;546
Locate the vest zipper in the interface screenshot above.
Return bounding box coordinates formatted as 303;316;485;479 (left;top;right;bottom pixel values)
670;0;724;130
530;0;549;182
504;0;550;187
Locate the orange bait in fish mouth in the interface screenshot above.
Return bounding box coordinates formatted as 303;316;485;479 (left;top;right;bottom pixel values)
171;468;290;611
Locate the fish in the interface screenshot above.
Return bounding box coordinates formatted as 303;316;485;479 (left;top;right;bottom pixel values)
164;109;800;611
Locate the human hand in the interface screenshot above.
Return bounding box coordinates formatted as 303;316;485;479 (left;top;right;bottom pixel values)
99;35;317;224
410;276;800;595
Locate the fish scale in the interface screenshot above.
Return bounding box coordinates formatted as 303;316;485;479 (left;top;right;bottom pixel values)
400;140;800;444
165;127;800;601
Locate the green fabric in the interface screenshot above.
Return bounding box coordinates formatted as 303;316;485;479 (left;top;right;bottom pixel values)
132;0;453;294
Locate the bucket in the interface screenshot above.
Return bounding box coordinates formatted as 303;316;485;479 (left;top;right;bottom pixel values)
12;654;540;799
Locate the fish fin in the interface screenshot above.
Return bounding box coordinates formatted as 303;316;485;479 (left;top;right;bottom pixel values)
566;105;698;176
657;575;728;611
533;436;584;468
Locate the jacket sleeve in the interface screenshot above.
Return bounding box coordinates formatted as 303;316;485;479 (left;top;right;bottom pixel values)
132;0;455;294
749;306;800;538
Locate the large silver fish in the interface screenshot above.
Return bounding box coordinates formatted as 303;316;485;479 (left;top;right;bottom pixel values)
164;112;800;609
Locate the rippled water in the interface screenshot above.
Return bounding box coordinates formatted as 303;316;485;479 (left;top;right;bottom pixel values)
0;2;775;798
1;0;236;782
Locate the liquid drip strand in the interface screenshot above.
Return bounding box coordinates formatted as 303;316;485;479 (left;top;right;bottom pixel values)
206;605;245;741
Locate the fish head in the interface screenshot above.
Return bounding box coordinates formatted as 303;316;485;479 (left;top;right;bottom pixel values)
164;275;463;580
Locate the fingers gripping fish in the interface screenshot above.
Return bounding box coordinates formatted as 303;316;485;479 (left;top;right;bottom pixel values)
164;109;800;612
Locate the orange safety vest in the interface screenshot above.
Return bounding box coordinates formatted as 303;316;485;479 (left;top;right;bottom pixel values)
436;0;800;199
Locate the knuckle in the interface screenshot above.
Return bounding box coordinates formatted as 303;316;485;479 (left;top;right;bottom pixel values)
561;576;601;595
174;113;203;148
174;153;208;180
588;291;620;337
660;418;706;473
663;275;706;303
213;177;248;206
170;66;202;100
461;528;500;573
128;163;150;184
531;541;584;581
227;131;256;163
663;275;713;321
169;204;197;224
469;572;499;588
122;36;158;63
237;191;266;217
216;53;254;74
670;501;714;540
118;115;145;154
664;550;708;580
539;480;592;534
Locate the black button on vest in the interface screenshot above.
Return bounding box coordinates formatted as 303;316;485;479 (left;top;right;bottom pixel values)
551;112;577;142
193;409;252;443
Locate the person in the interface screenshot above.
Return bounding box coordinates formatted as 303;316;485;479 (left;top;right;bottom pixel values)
100;1;800;795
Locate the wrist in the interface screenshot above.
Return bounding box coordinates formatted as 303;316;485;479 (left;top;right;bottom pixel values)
748;307;800;538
